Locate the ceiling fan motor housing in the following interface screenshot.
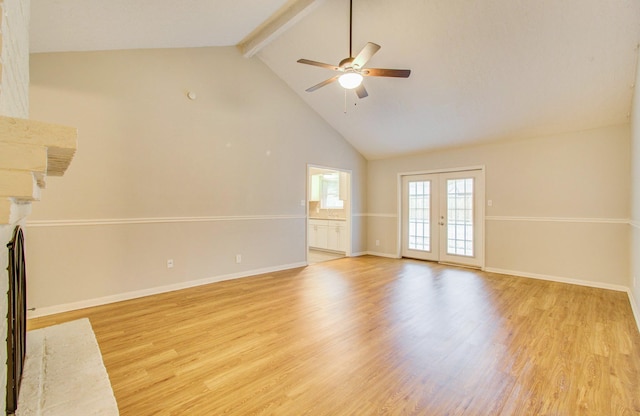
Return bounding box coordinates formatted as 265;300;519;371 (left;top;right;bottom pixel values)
339;57;355;68
296;0;410;98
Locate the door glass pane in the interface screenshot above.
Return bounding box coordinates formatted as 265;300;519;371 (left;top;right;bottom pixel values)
446;178;474;256
408;180;430;251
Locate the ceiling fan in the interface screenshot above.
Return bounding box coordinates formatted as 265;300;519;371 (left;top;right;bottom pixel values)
297;0;411;99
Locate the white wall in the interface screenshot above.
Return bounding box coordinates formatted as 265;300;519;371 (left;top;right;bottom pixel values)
367;124;630;288
0;0;31;410
25;38;639;323
631;49;640;321
27;47;367;314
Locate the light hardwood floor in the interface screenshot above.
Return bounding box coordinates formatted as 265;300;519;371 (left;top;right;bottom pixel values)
307;248;345;264
29;256;640;415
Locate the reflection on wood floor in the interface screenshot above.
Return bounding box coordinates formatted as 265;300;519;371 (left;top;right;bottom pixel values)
307;248;345;264
29;256;640;415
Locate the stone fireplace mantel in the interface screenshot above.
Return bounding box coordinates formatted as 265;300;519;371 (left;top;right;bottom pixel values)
0;116;77;224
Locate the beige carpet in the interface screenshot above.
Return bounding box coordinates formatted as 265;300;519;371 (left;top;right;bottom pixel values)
16;318;119;415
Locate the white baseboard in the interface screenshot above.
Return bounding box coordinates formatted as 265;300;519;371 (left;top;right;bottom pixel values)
364;251;401;259
355;258;637;330
627;289;640;333
29;258;640;334
349;251;399;258
482;268;640;333
484;267;629;292
28;262;307;318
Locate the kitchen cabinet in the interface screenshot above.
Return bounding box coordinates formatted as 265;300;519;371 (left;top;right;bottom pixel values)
339;171;348;201
310;175;321;201
309;219;346;252
327;220;346;251
309;219;328;249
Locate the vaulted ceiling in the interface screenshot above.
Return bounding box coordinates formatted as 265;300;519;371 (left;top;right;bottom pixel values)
30;0;640;159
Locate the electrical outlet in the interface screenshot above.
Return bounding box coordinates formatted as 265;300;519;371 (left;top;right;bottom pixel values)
167;259;174;269
235;254;242;264
375;240;380;247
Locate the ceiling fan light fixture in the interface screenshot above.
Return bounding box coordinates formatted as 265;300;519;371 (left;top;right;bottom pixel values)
297;0;410;98
338;72;363;89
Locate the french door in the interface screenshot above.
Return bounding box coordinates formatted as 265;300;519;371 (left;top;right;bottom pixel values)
401;170;484;268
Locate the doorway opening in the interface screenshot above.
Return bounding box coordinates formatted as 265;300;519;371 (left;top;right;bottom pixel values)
307;165;352;264
399;167;485;269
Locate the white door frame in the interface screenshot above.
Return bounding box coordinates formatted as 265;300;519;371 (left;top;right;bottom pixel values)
400;173;440;262
396;165;485;269
306;164;353;260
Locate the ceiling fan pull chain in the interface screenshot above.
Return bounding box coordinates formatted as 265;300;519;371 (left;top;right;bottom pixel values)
296;0;410;99
344;88;347;114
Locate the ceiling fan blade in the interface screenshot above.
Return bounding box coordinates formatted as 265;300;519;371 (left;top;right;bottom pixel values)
362;68;411;78
305;75;340;92
351;42;381;69
297;59;341;71
355;83;368;99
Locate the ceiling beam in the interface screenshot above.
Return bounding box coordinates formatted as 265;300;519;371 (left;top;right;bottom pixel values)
237;0;324;58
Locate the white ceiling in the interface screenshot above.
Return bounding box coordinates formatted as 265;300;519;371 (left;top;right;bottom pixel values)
30;0;640;160
29;0;291;52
